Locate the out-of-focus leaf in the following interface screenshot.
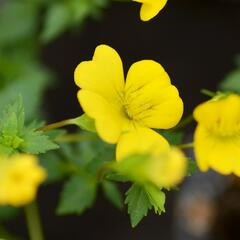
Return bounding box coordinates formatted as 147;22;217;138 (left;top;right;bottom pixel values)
0;225;22;240
0;2;38;47
0;206;20;222
219;68;240;93
102;180;123;209
57;175;97;215
187;159;198;176
40;152;67;183
159;130;184;145
41;2;71;43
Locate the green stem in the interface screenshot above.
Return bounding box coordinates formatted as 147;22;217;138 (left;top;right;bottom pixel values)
55;133;97;143
38;118;77;132
177;142;194;149
24;202;44;240
201;89;216;97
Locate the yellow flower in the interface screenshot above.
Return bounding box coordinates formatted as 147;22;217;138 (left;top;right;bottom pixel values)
133;0;168;21
0;154;46;207
149;147;187;187
116;147;187;188
194;94;240;176
74;45;183;160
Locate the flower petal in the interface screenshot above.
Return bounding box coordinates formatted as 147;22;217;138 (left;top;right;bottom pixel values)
116;125;170;160
74;45;125;105
194;125;240;176
125;60;183;129
194;94;240;135
78;90;126;144
134;0;168;21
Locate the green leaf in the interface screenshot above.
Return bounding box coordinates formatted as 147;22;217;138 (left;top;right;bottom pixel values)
105;172;130;182
73;114;96;132
159;130;184;145
57;175;97;215
187;159;198;176
219;68;240;93
102;181;123;209
40;152;66;183
20;130;59;154
41;2;71;43
125;184;151;227
0;2;38;46
145;184;165;215
0;206;20;222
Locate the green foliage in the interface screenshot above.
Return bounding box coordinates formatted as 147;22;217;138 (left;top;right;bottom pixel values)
159;130;184;145
145;184;165;215
112;154;154;185
187;159;198;176
102;180;123;209
219;68;240;93
0;2;38;47
125;184;166;227
125;184;151;227
41;0;109;43
0;98;58;155
73;114;96;132
0;206;20;222
57;175;97;215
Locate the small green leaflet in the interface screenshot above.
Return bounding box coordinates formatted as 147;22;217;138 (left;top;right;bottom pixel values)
125;184;166;227
125;184;151;227
102;180;123;210
57;175;97;215
0;97;58;155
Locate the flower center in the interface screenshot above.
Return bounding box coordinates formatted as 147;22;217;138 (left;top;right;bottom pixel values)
208;119;240;137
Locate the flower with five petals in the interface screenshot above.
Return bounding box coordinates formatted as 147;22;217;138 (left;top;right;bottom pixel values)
74;45;183;160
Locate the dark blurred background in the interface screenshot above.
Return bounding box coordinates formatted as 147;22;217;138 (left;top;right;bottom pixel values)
3;0;240;239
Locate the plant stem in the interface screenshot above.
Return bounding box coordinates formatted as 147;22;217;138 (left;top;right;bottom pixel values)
55;133;97;142
177;142;194;149
201;89;216;97
37;118;76;132
24;202;44;240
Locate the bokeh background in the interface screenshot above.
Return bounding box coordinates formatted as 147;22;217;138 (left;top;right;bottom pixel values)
1;0;240;239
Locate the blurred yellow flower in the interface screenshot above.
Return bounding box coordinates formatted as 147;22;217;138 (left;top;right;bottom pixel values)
116;147;187;188
75;45;183;160
149;147;187;187
133;0;168;21
194;94;240;176
0;154;46;207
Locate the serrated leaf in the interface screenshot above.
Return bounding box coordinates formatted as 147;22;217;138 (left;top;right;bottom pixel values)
57;175;97;215
125;184;151;227
73;114;96;132
0;97;24;136
145;184;165;215
20;130;59;154
102;181;123;209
